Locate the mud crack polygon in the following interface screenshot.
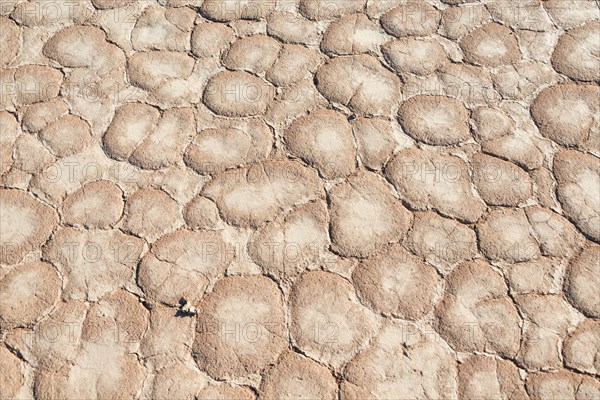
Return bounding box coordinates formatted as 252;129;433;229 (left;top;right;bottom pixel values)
0;0;599;399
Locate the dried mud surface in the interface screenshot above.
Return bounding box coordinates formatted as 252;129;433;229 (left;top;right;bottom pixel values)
0;0;599;399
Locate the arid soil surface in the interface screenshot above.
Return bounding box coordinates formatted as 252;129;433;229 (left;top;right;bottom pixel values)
1;0;599;399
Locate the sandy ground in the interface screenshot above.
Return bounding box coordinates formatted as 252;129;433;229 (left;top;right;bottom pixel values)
0;0;599;399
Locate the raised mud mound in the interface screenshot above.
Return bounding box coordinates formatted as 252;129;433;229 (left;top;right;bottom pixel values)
0;0;599;398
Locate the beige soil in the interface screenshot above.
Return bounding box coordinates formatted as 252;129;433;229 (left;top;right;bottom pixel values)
1;1;599;397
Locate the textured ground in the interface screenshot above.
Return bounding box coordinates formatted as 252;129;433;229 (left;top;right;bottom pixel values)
0;0;600;399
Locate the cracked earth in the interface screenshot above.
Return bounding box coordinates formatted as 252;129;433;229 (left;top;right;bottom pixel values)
0;0;599;399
